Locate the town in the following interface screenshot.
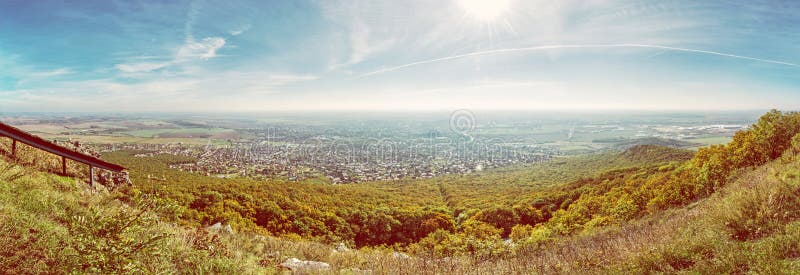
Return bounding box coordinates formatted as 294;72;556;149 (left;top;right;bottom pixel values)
96;131;555;183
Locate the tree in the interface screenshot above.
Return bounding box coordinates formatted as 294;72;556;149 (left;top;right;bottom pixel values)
472;207;518;237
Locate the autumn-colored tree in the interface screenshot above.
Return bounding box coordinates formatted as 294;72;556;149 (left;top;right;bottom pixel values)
472;207;518;237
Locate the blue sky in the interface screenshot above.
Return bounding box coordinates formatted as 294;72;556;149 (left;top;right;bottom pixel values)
0;0;798;112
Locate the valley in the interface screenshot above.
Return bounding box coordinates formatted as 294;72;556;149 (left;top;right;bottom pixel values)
2;110;799;273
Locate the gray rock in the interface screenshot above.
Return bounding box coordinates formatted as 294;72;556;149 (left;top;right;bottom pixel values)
340;268;373;274
279;258;330;271
335;242;350;252
206;222;234;234
392;252;411;259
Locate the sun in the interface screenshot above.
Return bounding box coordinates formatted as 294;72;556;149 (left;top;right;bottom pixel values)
456;0;512;22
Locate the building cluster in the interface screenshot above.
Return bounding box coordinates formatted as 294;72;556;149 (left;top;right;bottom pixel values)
94;136;555;184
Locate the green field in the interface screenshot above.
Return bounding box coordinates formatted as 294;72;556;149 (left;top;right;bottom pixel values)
121;127;236;138
689;136;733;145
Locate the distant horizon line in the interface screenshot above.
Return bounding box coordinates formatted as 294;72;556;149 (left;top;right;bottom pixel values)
0;108;784;115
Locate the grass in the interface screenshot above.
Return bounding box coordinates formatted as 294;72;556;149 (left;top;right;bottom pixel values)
0;158;271;273
612;158;800;273
121;128;234;138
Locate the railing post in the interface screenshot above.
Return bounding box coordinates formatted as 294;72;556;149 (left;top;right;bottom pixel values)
89;165;94;187
11;139;16;157
61;156;67;175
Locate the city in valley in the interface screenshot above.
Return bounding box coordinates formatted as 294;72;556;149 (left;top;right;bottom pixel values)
2;111;756;184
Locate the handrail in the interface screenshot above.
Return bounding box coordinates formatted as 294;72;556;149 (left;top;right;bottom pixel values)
0;121;125;172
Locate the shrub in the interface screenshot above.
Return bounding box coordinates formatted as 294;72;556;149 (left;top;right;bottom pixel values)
0;162;25;182
509;224;534;242
188;228;230;257
781;133;800;162
724;182;800;241
67;198;171;273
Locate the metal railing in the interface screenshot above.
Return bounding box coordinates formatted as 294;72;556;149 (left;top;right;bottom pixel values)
0;121;125;186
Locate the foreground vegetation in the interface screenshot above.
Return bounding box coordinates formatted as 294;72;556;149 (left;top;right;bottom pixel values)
2;109;800;273
0;158;268;273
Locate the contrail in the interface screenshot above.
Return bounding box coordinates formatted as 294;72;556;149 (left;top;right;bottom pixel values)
358;43;799;77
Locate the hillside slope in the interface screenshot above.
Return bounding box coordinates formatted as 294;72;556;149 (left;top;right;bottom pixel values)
0;158;271;273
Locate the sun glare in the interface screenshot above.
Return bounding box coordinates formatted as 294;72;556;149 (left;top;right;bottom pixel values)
457;0;512;22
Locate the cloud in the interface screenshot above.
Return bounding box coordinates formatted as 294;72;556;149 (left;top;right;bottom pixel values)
114;36;225;73
32;68;72;77
1;71;319;112
176;37;226;60
114;0;225;73
265;74;318;83
12;67;74;87
359;43;800;77
345;19;394;65
114;62;171;73
320;1;398;69
184;0;203;43
229;23;251;36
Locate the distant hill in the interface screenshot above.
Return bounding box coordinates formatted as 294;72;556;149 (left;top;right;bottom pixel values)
609;137;701;150
620;144;694;163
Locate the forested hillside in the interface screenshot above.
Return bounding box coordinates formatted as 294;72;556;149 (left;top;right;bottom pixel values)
104;140;692;248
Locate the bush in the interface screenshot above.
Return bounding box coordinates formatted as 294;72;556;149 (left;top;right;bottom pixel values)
0;162;25;182
724;182;800;241
67;198;171;273
781;133;800;162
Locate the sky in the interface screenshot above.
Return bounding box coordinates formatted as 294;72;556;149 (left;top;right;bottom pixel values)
0;0;799;112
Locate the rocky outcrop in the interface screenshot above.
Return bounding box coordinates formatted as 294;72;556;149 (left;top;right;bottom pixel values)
206;222;234;234
334;242;350;253
278;258;330;271
392;252;411;259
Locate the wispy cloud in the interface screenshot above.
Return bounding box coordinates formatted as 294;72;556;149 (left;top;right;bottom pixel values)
9;66;75;87
31;68;73;77
114;36;226;73
321;1;398;69
114;62;171;73
3;71;318;112
113;0;226;73
229;23;251;36
359;43;800;77
184;0;204;43
344;19;395;65
176;37;226;60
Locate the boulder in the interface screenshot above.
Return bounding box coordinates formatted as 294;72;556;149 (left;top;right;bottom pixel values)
279;258;330;271
392;252;411;260
206;222;234;235
334;242;350;252
340;268;373;274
